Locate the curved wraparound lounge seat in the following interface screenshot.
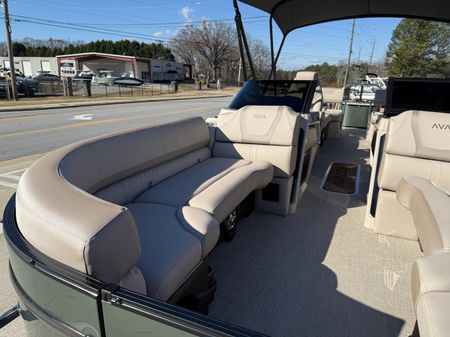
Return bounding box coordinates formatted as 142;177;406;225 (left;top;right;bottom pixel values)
16;105;305;302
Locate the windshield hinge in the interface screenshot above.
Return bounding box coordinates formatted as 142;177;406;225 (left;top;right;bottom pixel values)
100;284;120;304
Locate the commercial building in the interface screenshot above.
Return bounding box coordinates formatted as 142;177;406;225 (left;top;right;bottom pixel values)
56;52;191;82
0;56;58;76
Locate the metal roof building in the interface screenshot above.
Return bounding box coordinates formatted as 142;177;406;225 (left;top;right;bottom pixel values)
56;52;190;82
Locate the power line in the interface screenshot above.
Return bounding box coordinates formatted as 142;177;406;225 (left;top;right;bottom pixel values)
8;14;264;43
47;17;266;28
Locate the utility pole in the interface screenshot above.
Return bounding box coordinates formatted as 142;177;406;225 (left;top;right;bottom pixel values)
343;19;356;87
2;0;18;100
368;39;376;72
237;57;242;86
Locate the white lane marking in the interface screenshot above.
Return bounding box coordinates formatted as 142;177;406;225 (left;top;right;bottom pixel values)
0;180;18;188
71;114;93;121
0;174;20;181
0;168;27;189
384;268;400;292
0;222;3;235
0;168;26;175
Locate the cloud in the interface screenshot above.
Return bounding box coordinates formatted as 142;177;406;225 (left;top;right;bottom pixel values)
179;5;194;22
153;32;163;38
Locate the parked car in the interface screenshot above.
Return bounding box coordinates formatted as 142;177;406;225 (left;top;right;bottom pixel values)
16;75;39;97
33;71;61;83
0;68;39;97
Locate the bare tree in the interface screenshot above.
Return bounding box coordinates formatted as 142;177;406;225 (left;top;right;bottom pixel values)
171;20;271;84
248;38;271;79
171;20;240;82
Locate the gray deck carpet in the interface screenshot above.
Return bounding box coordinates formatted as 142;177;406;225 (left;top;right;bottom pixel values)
208;129;422;337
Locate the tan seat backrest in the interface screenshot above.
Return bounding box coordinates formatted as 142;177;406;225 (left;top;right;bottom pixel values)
16;117;210;287
213;105;301;177
322;87;344;104
294;71;323;112
378;110;450;191
60;117;210;193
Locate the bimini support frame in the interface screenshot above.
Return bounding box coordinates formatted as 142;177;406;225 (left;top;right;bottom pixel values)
233;0;256;81
233;0;289;82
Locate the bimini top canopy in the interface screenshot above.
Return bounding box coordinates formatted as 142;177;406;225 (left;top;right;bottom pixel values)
240;0;450;35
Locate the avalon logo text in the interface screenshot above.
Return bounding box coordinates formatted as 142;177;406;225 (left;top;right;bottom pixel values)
432;123;450;130
253;114;267;120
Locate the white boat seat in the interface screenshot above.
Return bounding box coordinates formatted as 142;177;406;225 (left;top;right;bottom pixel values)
188;160;273;223
325;109;343;121
15;116;275;301
136;157;273;226
135;157;250;208
324;109;343;138
320;111;332;129
373;110;450;240
126;203;204;301
397;176;450;256
415;292;450;337
214;105;301;178
397;177;450;337
212;105;304;216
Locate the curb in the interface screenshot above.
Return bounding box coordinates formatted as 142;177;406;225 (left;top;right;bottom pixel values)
0;94;233;113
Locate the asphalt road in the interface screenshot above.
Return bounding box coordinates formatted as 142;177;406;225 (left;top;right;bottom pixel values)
0;96;232;162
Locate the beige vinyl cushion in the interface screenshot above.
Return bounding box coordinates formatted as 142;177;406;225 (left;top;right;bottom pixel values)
377;110;450;192
322;87;344;104
136;157;249;207
397;176;450;255
16;117;209;289
216;105;301;146
61;117;210;193
294;71;319;81
177;207;220;255
411;253;450;308
214;105;301;178
16;146;141;286
95;147;211;206
126;203;203;301
189;160;274;223
416;292;450;337
213;142;296;177
384;110;450;162
325;109;343;122
378;154;450;192
294;71;323;112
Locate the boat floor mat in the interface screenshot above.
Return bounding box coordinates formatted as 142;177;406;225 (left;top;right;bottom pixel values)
321;162;359;194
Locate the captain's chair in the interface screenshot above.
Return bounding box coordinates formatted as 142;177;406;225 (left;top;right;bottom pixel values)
372;110;450;240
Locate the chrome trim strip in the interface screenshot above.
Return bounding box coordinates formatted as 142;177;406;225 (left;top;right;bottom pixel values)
0;304;19;329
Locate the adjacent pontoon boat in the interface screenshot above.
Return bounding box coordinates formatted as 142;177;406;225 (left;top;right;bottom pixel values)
1;0;450;336
345;73;387;102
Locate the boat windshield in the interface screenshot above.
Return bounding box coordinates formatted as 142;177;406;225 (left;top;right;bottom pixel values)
229;80;312;112
385;78;450;116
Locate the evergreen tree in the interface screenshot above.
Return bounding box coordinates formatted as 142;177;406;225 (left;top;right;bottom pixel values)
5;39;175;61
386;19;450;77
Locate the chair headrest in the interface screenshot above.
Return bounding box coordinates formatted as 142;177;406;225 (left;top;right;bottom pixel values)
294;71;319;81
216;105;301;146
385;110;450;162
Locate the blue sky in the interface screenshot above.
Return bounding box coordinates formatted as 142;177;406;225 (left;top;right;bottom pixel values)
3;0;401;69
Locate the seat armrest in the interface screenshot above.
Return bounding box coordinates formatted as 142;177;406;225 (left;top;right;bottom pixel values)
397;176;450;255
412;253;450;307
